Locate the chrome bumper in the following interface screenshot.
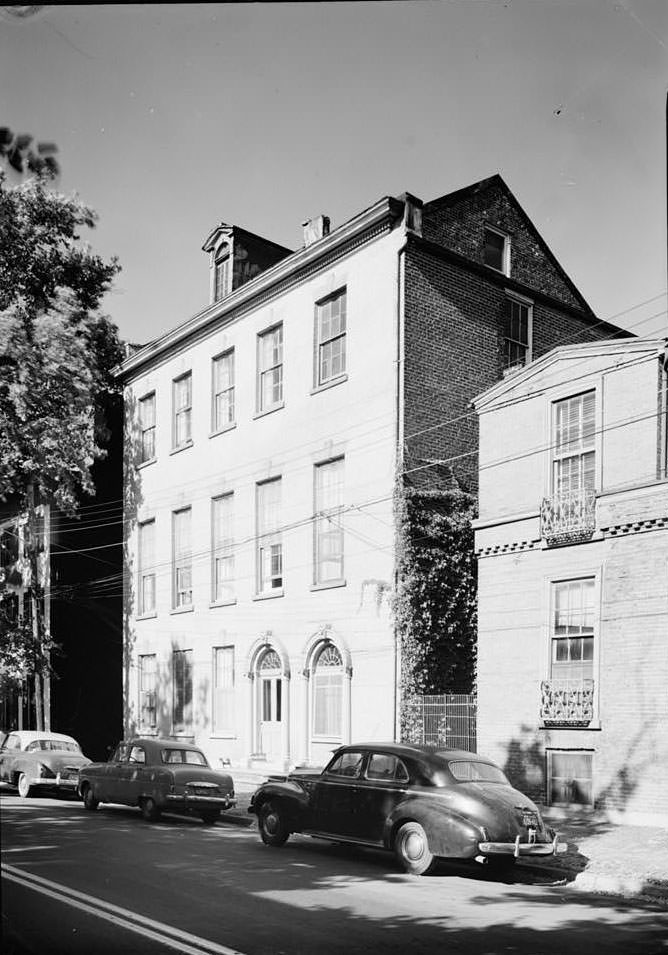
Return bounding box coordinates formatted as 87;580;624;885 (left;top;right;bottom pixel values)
165;793;236;808
479;833;568;858
30;775;79;790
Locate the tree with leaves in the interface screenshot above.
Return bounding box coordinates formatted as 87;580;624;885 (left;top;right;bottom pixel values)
0;126;59;181
0;169;122;728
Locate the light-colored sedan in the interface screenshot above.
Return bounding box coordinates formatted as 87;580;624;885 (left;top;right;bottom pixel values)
0;730;91;798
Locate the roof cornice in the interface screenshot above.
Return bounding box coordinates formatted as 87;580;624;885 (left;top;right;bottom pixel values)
116;196;404;382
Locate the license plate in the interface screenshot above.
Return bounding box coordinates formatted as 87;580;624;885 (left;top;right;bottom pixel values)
522;812;538;827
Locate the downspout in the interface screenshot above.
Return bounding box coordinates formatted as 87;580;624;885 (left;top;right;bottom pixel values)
393;194;423;743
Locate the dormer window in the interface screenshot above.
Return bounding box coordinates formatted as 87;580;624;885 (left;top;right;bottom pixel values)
214;247;230;301
483;226;510;275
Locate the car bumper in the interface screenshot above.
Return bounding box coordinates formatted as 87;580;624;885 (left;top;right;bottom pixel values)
25;775;80;792
479;833;568;857
165;794;237;811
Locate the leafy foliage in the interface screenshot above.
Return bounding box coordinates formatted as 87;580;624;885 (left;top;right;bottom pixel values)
0;126;59;180
395;484;477;737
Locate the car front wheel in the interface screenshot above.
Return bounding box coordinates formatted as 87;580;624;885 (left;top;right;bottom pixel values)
258;800;290;847
82;785;99;811
141;797;161;822
17;773;34;799
394;821;435;875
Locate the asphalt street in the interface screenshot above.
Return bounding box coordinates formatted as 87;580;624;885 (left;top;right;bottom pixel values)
1;792;666;955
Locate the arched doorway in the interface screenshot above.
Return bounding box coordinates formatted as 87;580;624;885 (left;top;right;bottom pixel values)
256;647;284;764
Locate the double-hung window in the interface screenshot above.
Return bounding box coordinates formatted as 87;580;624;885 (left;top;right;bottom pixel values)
214;251;230;301
173;373;192;449
503;296;532;371
172;507;192;609
551;579;595;683
257;325;283;413
212;494;234;603
138;519;156;615
212;350;235;432
212;646;234;735
553;391;596;499
314;458;344;584
172;648;193;733
315;289;346;386
139;393;156;463
256;478;282;594
138;653;157;729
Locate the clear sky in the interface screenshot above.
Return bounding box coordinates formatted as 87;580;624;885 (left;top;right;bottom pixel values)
2;1;667;343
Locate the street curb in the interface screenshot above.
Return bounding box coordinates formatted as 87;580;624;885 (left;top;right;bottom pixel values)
569;871;668;904
219;811;255;828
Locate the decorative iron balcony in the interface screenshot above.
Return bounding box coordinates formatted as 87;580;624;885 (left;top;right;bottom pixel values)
540;679;595;727
540;488;596;545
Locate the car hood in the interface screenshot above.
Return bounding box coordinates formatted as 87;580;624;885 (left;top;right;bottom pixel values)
39;753;91;771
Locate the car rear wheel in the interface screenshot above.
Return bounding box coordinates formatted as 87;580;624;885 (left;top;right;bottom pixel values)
141;797;161;822
258;800;290;847
17;773;34;799
394;821;435;875
200;810;220;825
82;785;99;811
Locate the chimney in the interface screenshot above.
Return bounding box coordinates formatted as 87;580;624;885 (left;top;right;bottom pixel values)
302;215;330;247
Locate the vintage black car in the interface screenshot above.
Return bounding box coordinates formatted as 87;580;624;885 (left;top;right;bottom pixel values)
248;743;567;874
78;738;236;824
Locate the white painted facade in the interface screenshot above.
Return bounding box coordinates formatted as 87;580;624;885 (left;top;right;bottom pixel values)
120;200;413;770
473;339;668;824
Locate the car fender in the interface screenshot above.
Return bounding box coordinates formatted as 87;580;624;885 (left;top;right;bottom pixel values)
250;781;311;829
384;795;483;859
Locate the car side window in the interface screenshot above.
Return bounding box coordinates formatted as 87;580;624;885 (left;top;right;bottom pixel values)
5;734;21;750
366;754;409;783
26;741;42;753
128;746;146;764
327;751;365;778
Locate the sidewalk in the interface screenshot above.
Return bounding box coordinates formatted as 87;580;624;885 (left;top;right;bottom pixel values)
220;770;668;904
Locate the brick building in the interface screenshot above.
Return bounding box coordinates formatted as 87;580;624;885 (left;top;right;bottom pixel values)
116;175;623;770
473;338;668;826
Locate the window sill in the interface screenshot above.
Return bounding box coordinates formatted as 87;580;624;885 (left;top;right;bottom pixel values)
310;579;346;592
170;605;194;615
539;722;601;732
253;402;285;420
209;598;237;609
136;611;158;621
210;733;237;740
137;457;157;471
138;729;159;737
252;589;284;601
310;374;348;396
209;423;237;439
170;440;194;456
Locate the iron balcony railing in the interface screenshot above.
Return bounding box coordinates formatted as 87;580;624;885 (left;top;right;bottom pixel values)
540;488;596;545
540;678;595;726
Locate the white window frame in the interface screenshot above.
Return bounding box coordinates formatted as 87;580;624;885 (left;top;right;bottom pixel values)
551;390;596;497
549;577;596;683
172;372;192;449
138;392;156;464
214;250;230;301
212;493;235;604
546;749;594;807
172;507;192;610
138;519;156;616
313;458;345;586
256;478;283;595
257;324;284;414
212;645;235;736
212;349;235;433
315;288;347;387
483;225;510;275
138;653;157;730
503;292;533;373
172;648;193;734
311;643;344;741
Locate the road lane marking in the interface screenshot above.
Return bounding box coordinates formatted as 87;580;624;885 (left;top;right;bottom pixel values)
1;846;58;852
1;863;245;955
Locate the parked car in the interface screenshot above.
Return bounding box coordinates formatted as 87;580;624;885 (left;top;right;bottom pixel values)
78;738;236;824
0;730;91;798
248;743;568;875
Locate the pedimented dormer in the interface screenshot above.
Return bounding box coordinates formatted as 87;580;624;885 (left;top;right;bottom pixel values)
202;224;292;305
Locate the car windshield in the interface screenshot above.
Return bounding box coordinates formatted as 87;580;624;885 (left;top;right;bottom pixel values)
26;739;81;754
447;760;509;784
160;749;208;766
